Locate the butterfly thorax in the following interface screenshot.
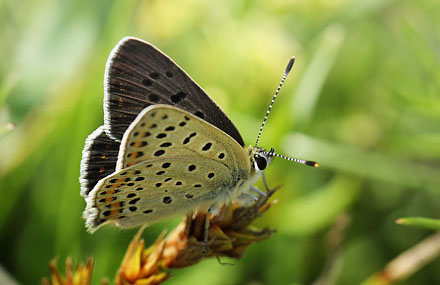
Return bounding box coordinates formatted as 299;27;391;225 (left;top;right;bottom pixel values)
210;146;272;213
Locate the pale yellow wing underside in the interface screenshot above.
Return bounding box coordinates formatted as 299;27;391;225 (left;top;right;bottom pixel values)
84;105;251;232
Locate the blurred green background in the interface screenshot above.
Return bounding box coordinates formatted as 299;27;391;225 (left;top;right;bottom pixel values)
1;0;439;284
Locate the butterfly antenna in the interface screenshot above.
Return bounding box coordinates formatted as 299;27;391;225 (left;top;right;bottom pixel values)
255;57;295;148
266;148;319;168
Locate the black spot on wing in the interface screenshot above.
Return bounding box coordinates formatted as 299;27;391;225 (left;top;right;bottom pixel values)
202;142;212;151
163;196;172;204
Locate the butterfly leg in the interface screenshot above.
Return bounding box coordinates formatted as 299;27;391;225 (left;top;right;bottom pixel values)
236;193;260;207
262;172;271;192
203;207;212;254
250;186;267;197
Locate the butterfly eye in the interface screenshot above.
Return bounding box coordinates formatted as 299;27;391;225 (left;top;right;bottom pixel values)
254;154;267;171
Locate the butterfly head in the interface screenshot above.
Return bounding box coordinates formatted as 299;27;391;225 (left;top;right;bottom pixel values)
250;147;274;172
250;146;318;172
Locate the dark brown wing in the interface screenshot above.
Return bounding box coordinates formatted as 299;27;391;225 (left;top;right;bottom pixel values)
80;127;119;196
102;37;244;146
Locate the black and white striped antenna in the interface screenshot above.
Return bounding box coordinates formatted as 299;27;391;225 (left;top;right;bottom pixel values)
265;148;319;168
255;58;319;168
255;56;295;148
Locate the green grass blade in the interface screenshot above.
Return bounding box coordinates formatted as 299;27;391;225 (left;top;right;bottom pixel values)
396;217;440;231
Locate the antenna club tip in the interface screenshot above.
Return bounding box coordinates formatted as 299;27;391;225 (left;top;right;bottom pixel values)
305;161;319;167
285;57;295;74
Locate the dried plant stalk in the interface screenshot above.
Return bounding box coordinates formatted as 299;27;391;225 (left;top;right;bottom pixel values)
362;232;440;285
115;185;280;284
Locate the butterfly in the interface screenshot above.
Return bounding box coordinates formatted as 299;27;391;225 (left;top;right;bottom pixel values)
80;37;317;248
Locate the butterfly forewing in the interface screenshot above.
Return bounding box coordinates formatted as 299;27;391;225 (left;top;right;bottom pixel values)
84;105;251;232
104;37;245;147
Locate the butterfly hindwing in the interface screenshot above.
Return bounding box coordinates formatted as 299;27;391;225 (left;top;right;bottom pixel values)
84;156;234;230
84;105;252;232
80;126;120;197
103;37;245;147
